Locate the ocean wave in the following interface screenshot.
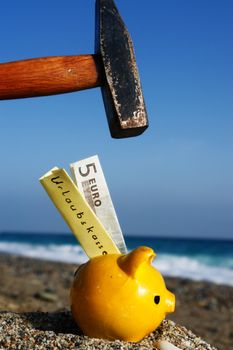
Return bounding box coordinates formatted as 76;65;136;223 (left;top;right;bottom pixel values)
0;242;232;286
0;242;88;265
154;254;233;286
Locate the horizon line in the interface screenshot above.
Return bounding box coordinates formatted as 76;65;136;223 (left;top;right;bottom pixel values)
0;230;232;242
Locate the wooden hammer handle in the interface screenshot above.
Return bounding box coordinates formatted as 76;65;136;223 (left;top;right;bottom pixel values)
0;55;103;100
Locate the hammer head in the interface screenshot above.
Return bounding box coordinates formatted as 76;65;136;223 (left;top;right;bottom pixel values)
95;0;149;138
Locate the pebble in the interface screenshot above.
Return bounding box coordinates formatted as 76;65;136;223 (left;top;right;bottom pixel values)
34;291;58;302
156;340;181;350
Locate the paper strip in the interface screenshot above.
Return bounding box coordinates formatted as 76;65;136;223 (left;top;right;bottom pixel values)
40;167;120;258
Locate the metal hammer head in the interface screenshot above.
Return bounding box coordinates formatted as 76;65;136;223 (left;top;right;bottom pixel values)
95;0;149;138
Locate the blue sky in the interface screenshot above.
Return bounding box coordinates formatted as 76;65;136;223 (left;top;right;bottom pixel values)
0;0;232;239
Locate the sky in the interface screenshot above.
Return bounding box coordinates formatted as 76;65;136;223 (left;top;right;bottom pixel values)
0;0;232;239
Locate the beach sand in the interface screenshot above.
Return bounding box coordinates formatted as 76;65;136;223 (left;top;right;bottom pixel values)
0;253;232;350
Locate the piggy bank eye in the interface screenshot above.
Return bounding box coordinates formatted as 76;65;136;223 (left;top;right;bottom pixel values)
154;295;160;304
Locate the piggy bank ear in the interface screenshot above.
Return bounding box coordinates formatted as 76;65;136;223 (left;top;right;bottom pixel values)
118;246;156;278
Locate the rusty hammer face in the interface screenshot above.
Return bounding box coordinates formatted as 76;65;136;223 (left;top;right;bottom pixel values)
0;0;148;138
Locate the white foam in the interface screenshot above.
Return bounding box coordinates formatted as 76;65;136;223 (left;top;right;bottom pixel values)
0;242;88;264
154;254;233;286
0;242;232;286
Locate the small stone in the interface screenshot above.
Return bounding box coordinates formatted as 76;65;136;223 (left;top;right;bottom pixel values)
34;291;58;302
155;340;182;350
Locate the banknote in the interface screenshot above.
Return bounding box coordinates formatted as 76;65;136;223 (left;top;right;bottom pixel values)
40;167;120;258
70;155;127;254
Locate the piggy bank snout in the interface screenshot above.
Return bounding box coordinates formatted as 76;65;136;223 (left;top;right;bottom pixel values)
165;290;175;313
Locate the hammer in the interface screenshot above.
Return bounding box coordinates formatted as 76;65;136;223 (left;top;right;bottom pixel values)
0;0;148;138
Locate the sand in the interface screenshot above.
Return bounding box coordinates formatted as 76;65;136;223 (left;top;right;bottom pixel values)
0;253;232;350
0;312;216;350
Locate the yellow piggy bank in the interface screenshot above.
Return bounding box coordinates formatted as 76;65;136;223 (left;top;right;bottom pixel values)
70;246;175;342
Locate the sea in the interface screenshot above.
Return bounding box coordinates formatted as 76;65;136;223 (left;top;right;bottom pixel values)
0;232;232;287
